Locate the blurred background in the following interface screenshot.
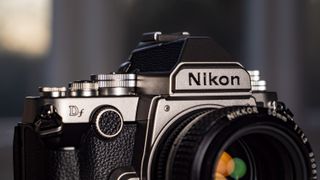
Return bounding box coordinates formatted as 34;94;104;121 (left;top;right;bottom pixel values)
0;0;319;179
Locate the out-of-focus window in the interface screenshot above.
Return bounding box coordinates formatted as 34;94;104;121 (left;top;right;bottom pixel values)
0;0;52;117
0;2;52;179
0;0;51;58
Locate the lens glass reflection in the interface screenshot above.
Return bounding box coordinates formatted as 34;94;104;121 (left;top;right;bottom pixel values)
215;151;247;180
213;140;252;180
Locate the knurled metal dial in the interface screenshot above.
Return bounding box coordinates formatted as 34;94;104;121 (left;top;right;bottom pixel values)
68;80;98;97
91;73;136;87
39;87;67;98
93;107;124;139
248;70;267;91
91;73;136;96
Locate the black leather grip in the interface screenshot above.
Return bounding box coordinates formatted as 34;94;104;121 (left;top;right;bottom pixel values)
79;123;137;180
13;123;137;180
13;124;81;180
47;149;80;180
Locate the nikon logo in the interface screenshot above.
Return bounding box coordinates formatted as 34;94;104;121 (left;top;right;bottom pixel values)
171;65;251;93
188;72;240;86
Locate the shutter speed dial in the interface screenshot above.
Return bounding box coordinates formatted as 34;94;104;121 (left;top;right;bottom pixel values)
91;73;136;96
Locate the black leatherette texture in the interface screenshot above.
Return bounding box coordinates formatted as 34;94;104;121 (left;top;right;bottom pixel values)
79;123;137;180
14;123;136;180
48;149;80;180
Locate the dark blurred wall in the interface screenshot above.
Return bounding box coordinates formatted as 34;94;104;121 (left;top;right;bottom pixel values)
46;1;128;86
48;0;306;119
306;0;320;108
47;0;249;86
244;0;306;123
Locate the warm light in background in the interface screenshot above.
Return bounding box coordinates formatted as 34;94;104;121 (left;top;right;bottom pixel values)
0;0;51;58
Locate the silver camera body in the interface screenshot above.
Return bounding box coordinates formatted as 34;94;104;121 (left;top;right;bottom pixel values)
14;32;316;180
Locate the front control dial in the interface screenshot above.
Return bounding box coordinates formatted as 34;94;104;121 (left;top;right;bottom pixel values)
92;107;124;139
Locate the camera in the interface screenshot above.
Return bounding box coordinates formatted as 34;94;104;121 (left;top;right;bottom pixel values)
14;32;317;180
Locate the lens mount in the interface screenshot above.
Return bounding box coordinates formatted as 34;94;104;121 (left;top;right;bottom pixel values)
152;106;317;180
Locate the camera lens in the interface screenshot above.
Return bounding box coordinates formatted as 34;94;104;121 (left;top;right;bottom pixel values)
211;131;306;180
152;107;316;180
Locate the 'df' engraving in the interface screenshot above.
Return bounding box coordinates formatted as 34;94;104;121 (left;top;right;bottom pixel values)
188;72;240;86
69;105;84;117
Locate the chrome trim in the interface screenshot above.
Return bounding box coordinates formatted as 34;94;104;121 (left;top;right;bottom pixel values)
22;97;140;123
117;172;138;180
140;95;162;180
39;87;67;98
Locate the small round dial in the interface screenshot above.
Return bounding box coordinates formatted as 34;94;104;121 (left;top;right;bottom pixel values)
68;80;98;97
39;87;67;98
248;70;267;91
93;107;124;138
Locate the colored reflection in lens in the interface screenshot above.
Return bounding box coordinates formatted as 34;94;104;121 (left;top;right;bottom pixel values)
215;152;247;180
230;158;247;179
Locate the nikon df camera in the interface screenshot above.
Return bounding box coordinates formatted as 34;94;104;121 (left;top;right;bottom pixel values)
14;32;317;180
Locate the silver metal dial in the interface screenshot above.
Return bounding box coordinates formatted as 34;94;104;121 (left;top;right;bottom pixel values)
68;80;98;97
248;70;267;91
94;108;124;139
39;87;67;98
91;73;136;96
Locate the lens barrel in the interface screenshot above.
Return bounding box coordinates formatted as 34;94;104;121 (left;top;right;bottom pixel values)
152;106;316;180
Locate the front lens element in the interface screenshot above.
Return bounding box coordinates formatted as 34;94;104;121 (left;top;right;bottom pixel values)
215;151;247;180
